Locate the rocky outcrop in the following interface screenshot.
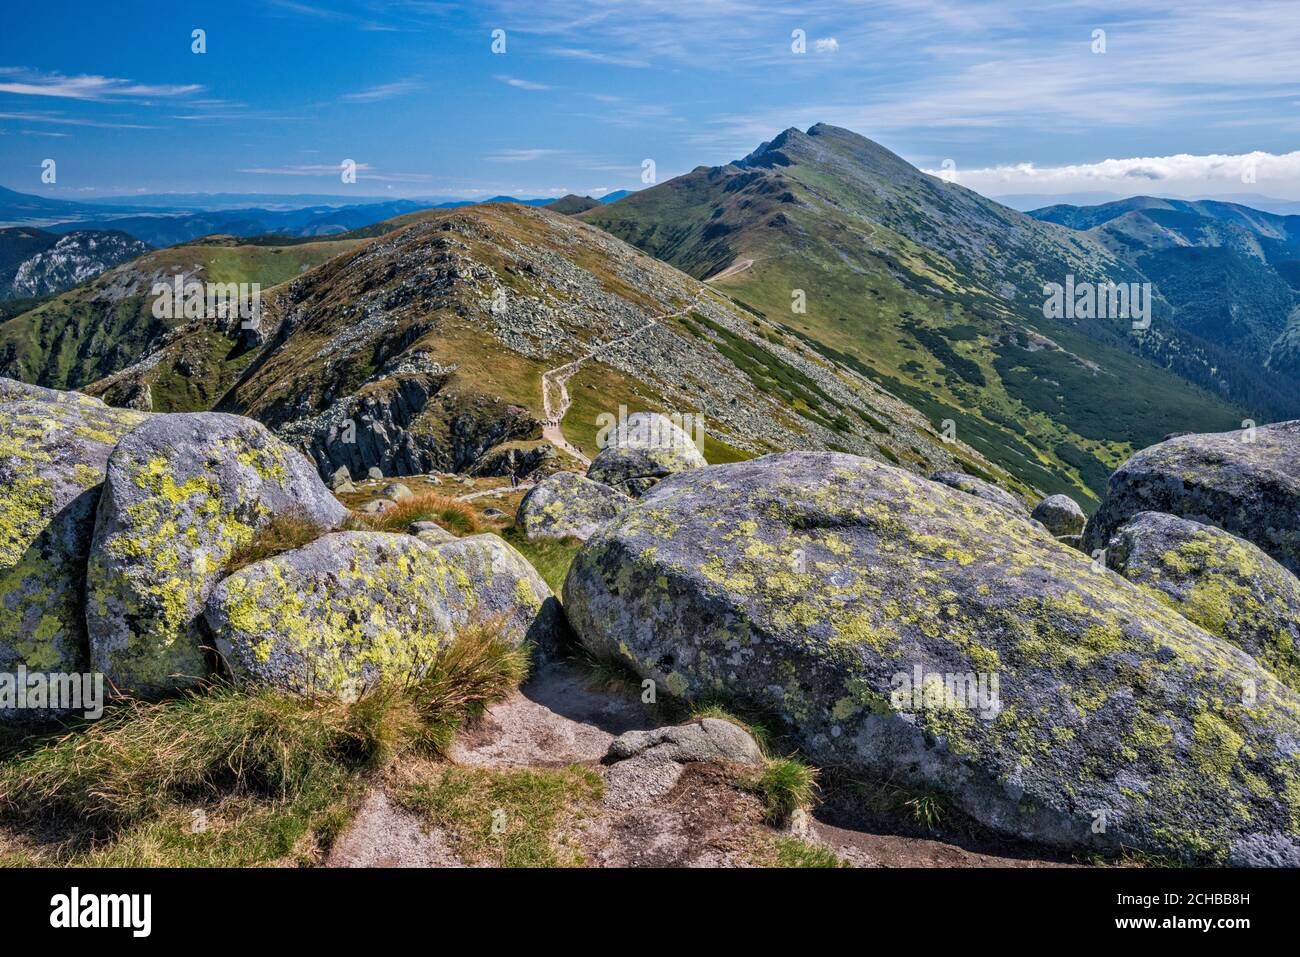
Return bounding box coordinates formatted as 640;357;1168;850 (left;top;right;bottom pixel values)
1084;421;1300;573
0;394;146;707
563;451;1300;865
204;531;559;696
517;471;629;541
586;412;706;496
0;376;106;408
929;470;1028;516
87;412;349;695
1105;511;1300;691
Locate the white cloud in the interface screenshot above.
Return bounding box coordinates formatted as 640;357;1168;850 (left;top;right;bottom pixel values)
813;37;839;54
486;148;564;162
495;75;553;91
923;150;1300;198
0;68;201;100
340;79;421;102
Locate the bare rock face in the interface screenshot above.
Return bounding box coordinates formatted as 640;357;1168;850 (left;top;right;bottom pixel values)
86;412;349;695
1084;421;1300;574
564;451;1300;866
930;470;1028;517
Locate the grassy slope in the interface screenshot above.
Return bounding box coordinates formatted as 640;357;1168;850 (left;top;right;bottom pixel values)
0;237;359;394
584;126;1250;506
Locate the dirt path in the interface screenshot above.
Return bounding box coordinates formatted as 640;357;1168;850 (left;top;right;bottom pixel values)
539;291;704;466
703;258;754;282
326;660;1073;869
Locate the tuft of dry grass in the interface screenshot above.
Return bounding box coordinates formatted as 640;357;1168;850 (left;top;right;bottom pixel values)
225;511;332;573
0;622;529;863
352;491;480;536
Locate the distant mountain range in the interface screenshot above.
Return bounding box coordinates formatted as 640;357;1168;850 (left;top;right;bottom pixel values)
0;184;636;251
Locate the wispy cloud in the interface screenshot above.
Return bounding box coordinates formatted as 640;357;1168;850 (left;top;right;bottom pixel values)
485;148;564;162
340;79;422;102
237;161;431;182
548;48;649;69
0;68;202;101
495;75;553;91
0;110;155;129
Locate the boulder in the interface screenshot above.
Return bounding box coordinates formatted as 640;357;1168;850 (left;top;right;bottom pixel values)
87;412;349;695
1084;421;1300;574
0;376;105;408
1105;511;1300;691
586;412;706;496
516;471;629;541
409;521;455;543
361;499;396;514
929;471;1028;516
563;452;1300;865
329;466;352;490
0;398;146;705
1031;494;1086;537
382;482;413;501
367;467;384;480
204;531;560;695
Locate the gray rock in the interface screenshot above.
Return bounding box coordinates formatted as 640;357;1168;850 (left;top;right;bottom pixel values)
0;398;146;712
0;376;105;408
409;521;455;542
204;531;561;695
361;499;396;514
606;718;764;765
929;471;1028;516
382;482;413;501
87;412;349;695
367;466;384;480
517;471;629;541
587;411;706;496
1031;494;1086;537
1105;511;1300;691
482;507;506;519
329;465;352;490
601;718;763;810
563;451;1300;865
1084;421;1300;574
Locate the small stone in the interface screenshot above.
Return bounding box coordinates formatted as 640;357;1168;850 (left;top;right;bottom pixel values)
367;466;384;480
382;482;413;501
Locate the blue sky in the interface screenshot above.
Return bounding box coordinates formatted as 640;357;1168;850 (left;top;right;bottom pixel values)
2;0;1299;201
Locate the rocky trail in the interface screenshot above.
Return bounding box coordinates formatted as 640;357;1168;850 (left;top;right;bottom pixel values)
539;292;704;467
325;660;1070;869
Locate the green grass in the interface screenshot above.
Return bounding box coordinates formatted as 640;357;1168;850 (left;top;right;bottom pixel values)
224;511;332;573
394;764;602;867
749;757;819;825
758;835;848;868
0;624;528;866
499;525;582;594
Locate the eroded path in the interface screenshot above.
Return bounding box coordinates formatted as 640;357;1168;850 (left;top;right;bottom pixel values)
539;291;704;467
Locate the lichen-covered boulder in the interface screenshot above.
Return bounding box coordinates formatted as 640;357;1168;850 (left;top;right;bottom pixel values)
204;531;560;695
516;471;629;541
564;452;1300;865
586;412;706;496
1105;511;1300;692
929;471;1028;516
0;376;105;408
87;412;349;695
0;398;146;706
1032;494;1086;537
1084;421;1300;574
